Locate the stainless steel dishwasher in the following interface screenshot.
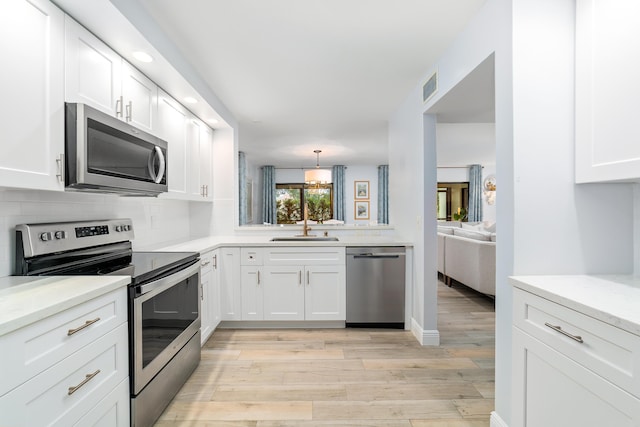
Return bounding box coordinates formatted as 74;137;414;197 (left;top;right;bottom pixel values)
346;247;405;328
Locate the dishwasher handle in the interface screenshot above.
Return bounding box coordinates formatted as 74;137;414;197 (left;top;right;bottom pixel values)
350;253;405;259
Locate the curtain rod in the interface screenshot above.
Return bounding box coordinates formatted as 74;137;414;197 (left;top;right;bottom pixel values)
260;166;348;170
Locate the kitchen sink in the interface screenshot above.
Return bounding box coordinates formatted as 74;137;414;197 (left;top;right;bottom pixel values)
270;236;339;242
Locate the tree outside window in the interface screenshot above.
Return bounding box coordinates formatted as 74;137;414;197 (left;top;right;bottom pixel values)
276;183;333;224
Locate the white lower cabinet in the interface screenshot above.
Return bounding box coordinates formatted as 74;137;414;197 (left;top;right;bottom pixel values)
73;378;129;427
239;247;346;322
0;287;129;426
219;247;242;321
511;286;640;427
241;265;265;320
200;251;214;344
263;266;305;320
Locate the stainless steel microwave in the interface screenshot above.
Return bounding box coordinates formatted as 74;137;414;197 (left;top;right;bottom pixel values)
65;103;168;196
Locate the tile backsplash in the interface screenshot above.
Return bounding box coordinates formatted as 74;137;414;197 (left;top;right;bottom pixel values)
0;189;193;277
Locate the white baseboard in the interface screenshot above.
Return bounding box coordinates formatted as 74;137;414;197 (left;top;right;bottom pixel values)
410;318;440;346
490;411;509;427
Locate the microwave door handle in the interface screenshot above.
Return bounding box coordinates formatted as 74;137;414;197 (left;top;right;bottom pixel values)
154;146;166;184
147;146;166;184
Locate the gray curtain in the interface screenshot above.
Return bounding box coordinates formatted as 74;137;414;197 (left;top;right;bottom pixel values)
238;151;247;225
262;165;276;224
468;164;483;222
377;165;389;224
332;165;346;221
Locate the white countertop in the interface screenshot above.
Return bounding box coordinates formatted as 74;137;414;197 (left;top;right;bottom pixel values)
510;275;640;336
0;275;130;336
158;235;413;254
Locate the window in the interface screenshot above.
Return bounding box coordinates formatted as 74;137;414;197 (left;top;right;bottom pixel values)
276;183;333;224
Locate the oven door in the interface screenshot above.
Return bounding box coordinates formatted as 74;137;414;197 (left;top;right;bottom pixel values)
131;261;200;395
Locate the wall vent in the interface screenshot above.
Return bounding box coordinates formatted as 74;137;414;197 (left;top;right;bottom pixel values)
422;70;438;103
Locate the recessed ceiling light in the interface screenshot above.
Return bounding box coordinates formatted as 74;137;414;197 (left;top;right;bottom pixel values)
183;97;198;104
132;51;153;63
207;118;219;125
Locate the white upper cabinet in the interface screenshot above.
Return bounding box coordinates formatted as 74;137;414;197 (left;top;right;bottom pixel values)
186;117;204;199
121;62;157;133
65;16;158;135
64;16;121;117
158;90;188;196
575;0;640;183
158;89;213;201
0;0;65;192
200;125;214;201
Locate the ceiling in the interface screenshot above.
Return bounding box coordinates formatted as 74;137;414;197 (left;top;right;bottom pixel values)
135;0;490;168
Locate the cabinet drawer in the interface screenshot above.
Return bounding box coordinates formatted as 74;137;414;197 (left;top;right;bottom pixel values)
73;378;129;427
0;323;129;426
200;251;215;274
265;247;345;266
0;288;127;396
241;248;263;265
513;288;640;397
512;327;640;427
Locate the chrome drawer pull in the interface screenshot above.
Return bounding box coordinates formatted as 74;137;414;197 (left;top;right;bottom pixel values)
68;369;100;395
67;317;100;336
545;322;584;343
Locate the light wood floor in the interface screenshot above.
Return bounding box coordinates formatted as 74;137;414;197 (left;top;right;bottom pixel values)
155;280;496;426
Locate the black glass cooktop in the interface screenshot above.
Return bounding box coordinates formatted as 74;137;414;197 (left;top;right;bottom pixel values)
106;251;199;285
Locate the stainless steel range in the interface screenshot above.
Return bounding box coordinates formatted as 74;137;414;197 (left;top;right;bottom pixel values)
15;219;201;427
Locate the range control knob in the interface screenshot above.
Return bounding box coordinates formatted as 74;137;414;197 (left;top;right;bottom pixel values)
54;231;66;240
39;232;52;242
115;225;123;232
124;225;131;231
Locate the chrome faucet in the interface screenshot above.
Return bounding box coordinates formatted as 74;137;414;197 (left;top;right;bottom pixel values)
302;203;312;236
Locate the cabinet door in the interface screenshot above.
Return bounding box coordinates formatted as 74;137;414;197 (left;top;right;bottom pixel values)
200;254;214;345
241;266;263;320
186;118;203;199
263;266;305;321
200;125;214;201
73;378;129;427
0;0;65;192
64;15;121;118
121;61;157;134
305;265;346;321
512;327;640;427
575;0;640;183
210;250;221;329
219;247;241;320
157;91;188;196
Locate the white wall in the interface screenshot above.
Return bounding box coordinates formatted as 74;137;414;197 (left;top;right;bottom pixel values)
436;123;495;166
390;0;636;425
389;87;428;340
0;189;191;277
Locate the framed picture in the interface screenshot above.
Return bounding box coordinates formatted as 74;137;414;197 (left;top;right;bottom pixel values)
354;180;369;199
354;201;370;220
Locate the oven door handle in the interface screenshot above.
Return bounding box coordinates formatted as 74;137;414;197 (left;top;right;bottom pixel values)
137;261;200;297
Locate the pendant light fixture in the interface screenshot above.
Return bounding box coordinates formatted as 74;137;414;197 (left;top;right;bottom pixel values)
304;149;332;185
